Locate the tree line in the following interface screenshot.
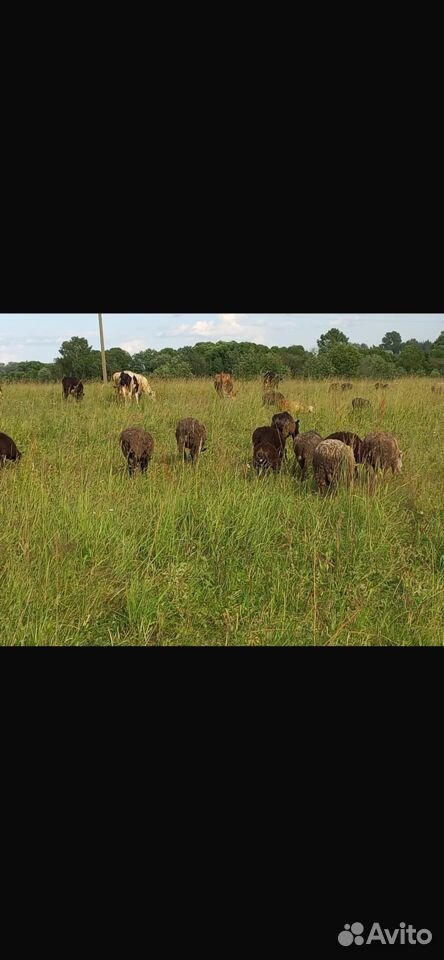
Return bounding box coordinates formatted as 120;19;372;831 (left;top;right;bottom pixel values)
1;328;444;382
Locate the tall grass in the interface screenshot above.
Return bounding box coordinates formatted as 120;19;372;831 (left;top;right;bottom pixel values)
1;378;443;645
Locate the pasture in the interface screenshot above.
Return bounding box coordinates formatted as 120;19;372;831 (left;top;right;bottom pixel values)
1;378;443;646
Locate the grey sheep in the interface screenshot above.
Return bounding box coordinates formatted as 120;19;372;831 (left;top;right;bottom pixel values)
176;418;207;464
352;397;371;410
313;439;355;493
293;431;323;479
324;431;364;464
361;432;403;474
120;427;154;476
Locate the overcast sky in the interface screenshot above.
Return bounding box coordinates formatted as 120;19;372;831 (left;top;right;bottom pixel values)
0;314;442;364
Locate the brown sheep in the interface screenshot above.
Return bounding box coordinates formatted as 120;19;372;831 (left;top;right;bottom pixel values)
263;371;282;389
431;385;443;394
0;432;22;464
352;397;371;410
176;418;207;464
361;432;403;475
215;373;235;398
341;382;353;391
375;382;389;390
271;413;300;456
329;382;340;391
120;428;154;476
324;431;364;464
253;441;283;474
263;390;286;407
252;425;284;456
313;439;355;493
293;431;323;479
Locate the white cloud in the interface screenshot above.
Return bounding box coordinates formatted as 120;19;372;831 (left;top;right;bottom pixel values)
119;339;147;354
157;313;268;344
191;320;216;335
0;346;22;363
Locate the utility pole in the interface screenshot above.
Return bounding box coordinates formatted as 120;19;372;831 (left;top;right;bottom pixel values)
98;313;108;383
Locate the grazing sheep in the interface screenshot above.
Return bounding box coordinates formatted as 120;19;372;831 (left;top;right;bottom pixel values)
176;418;207;464
352;397;371;410
361;432;403;475
375;382;389;390
252;425;284;459
62;377;84;401
278;397;314;414
324;431;364;464
293;431;323;479
263;371;282;390
0;432;22;464
271;413;299;454
253;441;283;474
329;382;340;391
313;439;355;493
215;373;235;398
341;383;353;391
431;385;443;394
263;390;285;407
120;428;154;476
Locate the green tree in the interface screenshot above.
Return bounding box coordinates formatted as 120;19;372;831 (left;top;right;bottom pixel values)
37;366;52;382
397;343;426;373
358;354;395;379
57;337;94;379
106;348;133;375
380;331;402;354
327;343;362;377
317;328;349;352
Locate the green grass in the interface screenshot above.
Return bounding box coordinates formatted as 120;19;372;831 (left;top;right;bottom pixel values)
1;378;443;645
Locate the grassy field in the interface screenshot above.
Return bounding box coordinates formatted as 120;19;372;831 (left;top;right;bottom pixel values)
1;378;443;646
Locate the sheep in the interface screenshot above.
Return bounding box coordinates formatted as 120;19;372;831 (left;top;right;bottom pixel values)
252;425;284;458
375;382;389;390
252;441;283;474
352;397;371;410
277;397;314;414
215;373;235;398
313;439;355;494
120;428;154;476
361;432;403;475
329;382;340;391
431;385;443;394
263;390;286;407
293;431;323;479
341;383;353;391
176;418;207;464
324;431;364;464
0;432;22;464
271;413;299;457
263;371;282;390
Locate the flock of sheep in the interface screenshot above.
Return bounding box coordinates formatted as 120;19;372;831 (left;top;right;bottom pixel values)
1;369;406;494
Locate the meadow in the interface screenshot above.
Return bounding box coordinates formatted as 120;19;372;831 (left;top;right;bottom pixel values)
1;378;443;646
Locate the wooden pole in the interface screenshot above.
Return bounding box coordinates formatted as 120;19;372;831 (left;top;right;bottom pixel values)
98;313;108;383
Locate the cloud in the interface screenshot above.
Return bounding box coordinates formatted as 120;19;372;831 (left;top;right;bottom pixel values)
119;339;147;354
158;313;268;344
0;346;22;363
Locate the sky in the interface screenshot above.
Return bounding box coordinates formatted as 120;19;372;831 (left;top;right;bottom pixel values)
0;314;443;364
